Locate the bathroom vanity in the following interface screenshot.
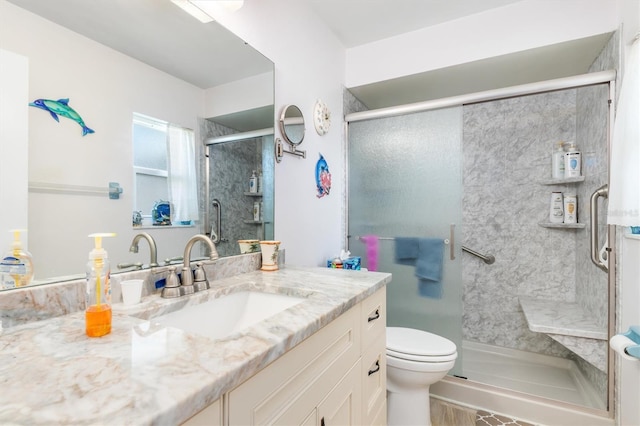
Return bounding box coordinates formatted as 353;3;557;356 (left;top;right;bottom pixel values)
0;266;390;425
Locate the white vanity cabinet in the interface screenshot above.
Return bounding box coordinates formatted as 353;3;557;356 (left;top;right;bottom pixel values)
360;287;387;425
183;398;222;425
227;287;386;426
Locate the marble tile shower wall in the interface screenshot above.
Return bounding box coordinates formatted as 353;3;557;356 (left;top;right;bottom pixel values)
210;138;262;257
462;90;578;358
201;119;265;258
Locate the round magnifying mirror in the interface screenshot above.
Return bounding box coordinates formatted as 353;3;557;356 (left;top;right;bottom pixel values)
279;105;305;146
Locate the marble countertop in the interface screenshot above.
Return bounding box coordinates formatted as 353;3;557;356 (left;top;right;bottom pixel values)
0;266;391;425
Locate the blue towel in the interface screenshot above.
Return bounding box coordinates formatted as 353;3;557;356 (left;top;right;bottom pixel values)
394;237;419;265
394;237;445;299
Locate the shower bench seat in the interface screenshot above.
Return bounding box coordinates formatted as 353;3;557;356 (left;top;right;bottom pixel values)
518;296;608;372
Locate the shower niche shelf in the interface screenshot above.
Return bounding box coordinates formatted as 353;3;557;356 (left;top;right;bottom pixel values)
539;176;585;185
538;222;586;229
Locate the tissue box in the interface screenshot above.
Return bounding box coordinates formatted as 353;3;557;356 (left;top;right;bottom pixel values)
327;257;361;270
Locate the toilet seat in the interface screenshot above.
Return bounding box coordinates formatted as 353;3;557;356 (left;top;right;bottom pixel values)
387;327;457;363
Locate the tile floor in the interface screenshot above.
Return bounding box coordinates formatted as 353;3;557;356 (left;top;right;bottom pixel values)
430;398;536;426
476;410;537;426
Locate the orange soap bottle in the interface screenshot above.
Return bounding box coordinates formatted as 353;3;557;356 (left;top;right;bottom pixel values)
86;233;115;337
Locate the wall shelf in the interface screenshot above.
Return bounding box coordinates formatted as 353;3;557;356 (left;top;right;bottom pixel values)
539;176;585;185
243;220;263;225
244;192;263;197
538;222;585;229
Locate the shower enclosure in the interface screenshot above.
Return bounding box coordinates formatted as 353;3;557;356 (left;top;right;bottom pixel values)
202;128;275;257
346;73;615;418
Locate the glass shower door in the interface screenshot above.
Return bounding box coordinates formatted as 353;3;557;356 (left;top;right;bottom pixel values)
347;107;464;374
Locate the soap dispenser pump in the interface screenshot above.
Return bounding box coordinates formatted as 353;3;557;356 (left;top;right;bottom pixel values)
86;232;115;337
0;229;34;289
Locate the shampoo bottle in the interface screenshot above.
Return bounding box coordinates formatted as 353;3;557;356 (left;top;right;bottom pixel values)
86;233;115;337
551;141;565;179
549;192;564;224
564;194;578;224
249;170;258;193
0;229;34;289
564;143;582;178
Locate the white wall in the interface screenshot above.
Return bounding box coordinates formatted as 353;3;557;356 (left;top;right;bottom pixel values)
204;71;273;118
346;0;620;89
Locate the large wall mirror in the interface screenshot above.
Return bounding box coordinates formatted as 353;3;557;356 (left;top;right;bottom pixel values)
0;0;274;288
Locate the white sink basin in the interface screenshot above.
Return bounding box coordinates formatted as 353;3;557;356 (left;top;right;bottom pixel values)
151;291;305;340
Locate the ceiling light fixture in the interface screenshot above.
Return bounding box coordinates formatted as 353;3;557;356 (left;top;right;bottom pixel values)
170;0;214;23
218;1;244;12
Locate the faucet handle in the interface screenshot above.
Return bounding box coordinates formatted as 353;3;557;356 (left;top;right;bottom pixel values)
161;266;181;298
193;262;209;292
165;266;180;288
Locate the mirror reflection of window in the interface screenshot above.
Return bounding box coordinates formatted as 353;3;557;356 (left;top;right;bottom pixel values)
132;113;198;226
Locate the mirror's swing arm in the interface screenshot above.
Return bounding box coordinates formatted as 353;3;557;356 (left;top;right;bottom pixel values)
274;138;305;163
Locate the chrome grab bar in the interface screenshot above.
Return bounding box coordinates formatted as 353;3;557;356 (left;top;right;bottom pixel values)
461;246;495;265
211;199;221;244
590;184;609;272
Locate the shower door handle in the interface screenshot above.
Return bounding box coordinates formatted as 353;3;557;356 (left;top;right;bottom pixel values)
590;184;608;272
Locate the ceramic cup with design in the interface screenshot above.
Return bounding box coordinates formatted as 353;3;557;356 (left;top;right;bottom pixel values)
238;239;260;254
259;240;281;271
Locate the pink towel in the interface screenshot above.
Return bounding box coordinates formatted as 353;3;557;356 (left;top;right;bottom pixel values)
360;235;380;271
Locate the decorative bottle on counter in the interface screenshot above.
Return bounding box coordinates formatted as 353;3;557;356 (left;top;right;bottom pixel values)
549;192;564;223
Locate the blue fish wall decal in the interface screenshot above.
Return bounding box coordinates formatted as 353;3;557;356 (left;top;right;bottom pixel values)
29;98;95;136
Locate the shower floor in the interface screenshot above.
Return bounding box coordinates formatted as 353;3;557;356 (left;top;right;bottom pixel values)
461;340;605;410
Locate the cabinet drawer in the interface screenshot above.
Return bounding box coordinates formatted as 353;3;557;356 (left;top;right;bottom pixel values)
361;335;386;425
361;287;386;351
227;305;361;425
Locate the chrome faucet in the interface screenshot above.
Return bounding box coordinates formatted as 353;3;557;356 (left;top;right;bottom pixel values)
181;234;219;287
129;232;159;267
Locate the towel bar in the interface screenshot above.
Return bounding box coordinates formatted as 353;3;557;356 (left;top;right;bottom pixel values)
351;235;450;245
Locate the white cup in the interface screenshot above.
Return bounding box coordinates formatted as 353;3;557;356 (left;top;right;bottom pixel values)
121;279;144;305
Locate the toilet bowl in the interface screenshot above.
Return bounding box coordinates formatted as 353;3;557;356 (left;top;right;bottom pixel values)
386;327;457;426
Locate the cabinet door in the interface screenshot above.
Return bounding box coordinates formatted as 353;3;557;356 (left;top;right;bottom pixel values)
228;306;360;425
181;398;221;426
318;361;362;426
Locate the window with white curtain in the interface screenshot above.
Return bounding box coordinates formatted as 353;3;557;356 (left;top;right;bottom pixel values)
132;113;198;225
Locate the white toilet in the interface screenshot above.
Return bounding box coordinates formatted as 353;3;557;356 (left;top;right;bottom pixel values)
386;327;458;426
